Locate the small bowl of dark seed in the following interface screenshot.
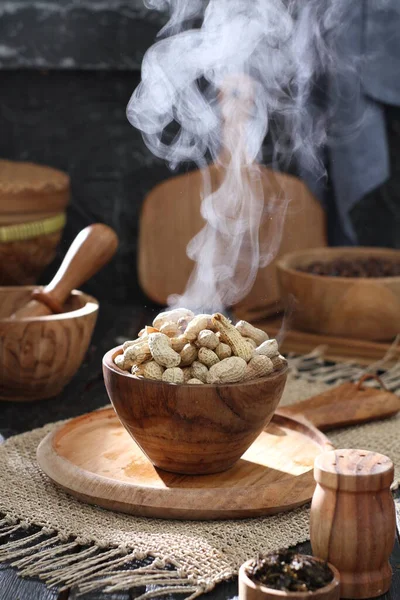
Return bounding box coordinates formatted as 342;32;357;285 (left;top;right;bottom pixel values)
276;247;400;341
239;549;340;599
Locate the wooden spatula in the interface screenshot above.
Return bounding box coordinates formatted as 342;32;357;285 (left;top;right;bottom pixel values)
138;80;326;317
277;375;400;431
11;223;118;319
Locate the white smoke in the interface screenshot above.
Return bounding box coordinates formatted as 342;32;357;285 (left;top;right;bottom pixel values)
127;0;348;312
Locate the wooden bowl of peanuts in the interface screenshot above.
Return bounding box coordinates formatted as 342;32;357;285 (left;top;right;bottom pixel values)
0;286;98;401
103;309;288;475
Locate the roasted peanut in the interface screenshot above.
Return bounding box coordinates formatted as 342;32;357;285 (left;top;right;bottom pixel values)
206;356;247;384
148;333;181;368
114;353;130;370
212;313;253;362
242;355;273;382
122;337;142;351
215;342;232;360
124;339;152;365
131;360;164;380
182;367;193;382
243;337;257;349
137;326;159;338
235;320;269;346
162;367;184;384
191;360;209;383
198;347;219;368
177;316;194;335
180;343;198;367
170;336;187;352
117;309;281;384
153;308;194;329
255;339;279;358
184;314;214;341
160;321;179;337
271;354;287;371
196;329;219;350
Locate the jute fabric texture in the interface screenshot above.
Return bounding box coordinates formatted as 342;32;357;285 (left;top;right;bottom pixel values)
0;353;399;598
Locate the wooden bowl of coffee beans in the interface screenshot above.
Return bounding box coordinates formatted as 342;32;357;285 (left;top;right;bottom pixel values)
276;247;400;341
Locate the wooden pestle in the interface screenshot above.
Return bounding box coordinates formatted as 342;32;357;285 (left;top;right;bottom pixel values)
10;223;119;319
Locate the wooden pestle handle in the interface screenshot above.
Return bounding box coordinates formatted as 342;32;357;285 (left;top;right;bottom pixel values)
11;224;119;319
277;378;400;432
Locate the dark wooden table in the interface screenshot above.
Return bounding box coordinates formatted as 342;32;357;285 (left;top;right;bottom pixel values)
1;303;399;600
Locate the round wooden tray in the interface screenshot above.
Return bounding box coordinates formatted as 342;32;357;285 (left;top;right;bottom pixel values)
37;407;332;520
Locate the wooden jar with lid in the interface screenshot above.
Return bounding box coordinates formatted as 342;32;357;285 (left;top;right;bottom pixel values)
0;160;70;285
310;448;396;599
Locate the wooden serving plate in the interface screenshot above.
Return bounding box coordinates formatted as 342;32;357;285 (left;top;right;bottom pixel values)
37;407;332;520
37;383;399;520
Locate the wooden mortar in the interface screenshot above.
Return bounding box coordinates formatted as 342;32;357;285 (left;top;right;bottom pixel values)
310;448;396;599
0;223;118;401
0;288;98;401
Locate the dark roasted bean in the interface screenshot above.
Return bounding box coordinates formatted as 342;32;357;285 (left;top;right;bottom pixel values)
297;257;400;278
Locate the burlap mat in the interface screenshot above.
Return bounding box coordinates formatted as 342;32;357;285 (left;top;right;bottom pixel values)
0;353;399;599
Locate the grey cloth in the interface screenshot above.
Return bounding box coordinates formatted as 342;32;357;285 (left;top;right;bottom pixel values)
306;1;400;244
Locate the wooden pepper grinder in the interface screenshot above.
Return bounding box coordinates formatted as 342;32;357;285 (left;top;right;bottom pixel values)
310;449;396;599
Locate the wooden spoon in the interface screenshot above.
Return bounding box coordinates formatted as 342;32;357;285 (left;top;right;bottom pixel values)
10;223;118;319
277;375;400;431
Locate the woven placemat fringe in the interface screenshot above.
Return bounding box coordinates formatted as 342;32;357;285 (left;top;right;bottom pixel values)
0;518;201;598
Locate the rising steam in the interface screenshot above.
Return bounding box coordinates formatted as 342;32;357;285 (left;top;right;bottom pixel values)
127;0;347;312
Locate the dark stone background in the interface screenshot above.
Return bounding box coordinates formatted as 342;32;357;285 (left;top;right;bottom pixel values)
0;0;399;307
0;69;173;305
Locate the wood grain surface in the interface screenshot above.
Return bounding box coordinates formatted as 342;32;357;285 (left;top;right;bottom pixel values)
103;347;288;475
278;379;400;431
0;288;98;401
0;231;64;286
37;406;332;520
311;449;396;599
138;165;326;317
276;247;400;341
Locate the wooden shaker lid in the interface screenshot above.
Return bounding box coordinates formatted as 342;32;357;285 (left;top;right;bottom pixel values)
314;449;394;493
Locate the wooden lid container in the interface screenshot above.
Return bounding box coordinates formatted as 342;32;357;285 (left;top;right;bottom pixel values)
0;159;70;225
0;160;70;285
311;449;396;599
314;449;394;492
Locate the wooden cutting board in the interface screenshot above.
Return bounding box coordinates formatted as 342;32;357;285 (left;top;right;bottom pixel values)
36;383;399;520
139;167;326;318
138;77;326;317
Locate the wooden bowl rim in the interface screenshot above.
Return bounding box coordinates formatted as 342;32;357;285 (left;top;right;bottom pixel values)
276;246;400;283
239;557;340;598
103;345;288;388
0;288;99;323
